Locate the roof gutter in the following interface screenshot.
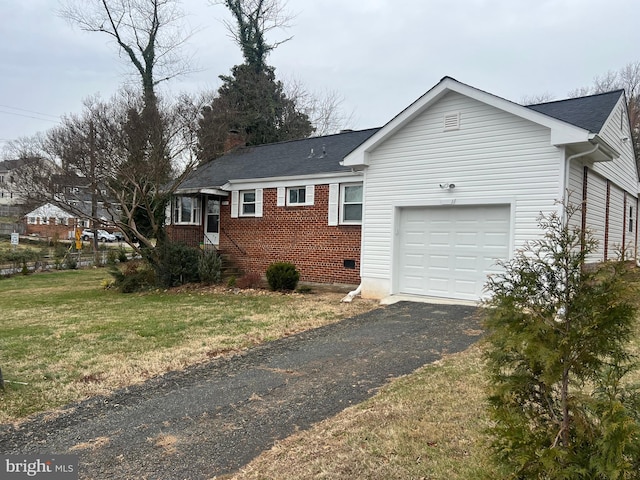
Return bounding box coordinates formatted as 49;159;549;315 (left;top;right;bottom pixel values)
587;134;619;160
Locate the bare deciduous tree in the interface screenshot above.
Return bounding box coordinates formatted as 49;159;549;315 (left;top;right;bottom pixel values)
13;91;204;269
520;92;555;105
284;77;354;136
59;0;192;106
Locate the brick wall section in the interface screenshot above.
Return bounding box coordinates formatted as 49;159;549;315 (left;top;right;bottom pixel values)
25;221;74;240
166;224;202;247
221;185;361;285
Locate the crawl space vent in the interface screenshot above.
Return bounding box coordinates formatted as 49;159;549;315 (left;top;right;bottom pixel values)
443;112;460;131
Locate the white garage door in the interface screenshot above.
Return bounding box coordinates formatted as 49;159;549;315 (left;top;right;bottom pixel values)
397;204;510;301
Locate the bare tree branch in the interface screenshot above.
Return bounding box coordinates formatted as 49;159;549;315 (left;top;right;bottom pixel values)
59;0;194;103
211;0;294;72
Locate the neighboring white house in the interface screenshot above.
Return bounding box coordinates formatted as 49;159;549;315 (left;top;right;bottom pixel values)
24;203;79;238
343;77;639;302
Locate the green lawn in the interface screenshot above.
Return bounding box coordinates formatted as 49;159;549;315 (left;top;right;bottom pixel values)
0;269;377;422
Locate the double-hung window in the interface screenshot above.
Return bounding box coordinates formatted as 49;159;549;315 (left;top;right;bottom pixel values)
340;183;363;224
240;190;256;216
288;187;306;205
173;196;201;224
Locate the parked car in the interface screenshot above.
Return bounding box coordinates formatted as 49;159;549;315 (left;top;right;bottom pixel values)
81;229;117;242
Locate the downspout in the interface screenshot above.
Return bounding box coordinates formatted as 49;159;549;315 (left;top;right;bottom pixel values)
341;284;362;303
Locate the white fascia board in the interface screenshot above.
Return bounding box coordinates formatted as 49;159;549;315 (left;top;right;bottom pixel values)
343;77;592;166
200;188;229;196
222;171;364;191
173;187;228;196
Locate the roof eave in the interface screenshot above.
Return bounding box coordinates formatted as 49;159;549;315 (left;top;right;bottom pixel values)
173;187;229;196
222;171;363;190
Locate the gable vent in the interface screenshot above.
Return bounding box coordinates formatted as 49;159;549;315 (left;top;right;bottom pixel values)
443;112;460;131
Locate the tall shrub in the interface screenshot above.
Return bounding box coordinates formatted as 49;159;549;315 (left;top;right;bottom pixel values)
483;204;640;478
153;241;201;287
198;249;222;285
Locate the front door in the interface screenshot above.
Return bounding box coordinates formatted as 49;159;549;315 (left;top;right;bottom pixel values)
204;197;220;246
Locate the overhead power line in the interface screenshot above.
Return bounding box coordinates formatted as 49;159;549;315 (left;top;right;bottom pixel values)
0;109;60;123
0;104;60;120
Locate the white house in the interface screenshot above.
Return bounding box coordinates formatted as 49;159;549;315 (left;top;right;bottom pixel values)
343;77;639;302
24;203;78;238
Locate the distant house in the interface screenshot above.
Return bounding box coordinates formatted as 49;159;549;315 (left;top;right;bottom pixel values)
24;203;78;239
171;77;639;302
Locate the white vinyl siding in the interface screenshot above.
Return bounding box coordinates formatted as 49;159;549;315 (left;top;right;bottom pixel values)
585;171;607;263
566;159;585;232
592;97;638;195
360;91;563;288
607;183;625;259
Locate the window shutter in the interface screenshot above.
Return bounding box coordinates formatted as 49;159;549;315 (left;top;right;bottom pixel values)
255;188;263;217
306;185;315;205
328;183;339;226
165;200;172;225
277;187;285;206
231;191;239;218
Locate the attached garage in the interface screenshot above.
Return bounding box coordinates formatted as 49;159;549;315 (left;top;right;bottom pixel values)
396;204;511;301
342;77;638;303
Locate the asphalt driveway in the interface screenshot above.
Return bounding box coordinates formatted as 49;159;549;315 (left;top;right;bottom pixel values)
0;301;481;479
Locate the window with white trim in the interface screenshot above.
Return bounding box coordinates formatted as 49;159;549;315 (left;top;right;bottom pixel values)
287;187;306;205
340;183;363;224
172;196;201;224
240;190;256;216
629;206;634;233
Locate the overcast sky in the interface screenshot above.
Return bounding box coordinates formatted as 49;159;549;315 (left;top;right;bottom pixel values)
1;0;639;153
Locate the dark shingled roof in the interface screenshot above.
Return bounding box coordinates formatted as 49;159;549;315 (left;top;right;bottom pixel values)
526;89;624;133
177;128;380;191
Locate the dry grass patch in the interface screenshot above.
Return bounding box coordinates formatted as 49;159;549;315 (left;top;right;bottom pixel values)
69;436;111;452
221;344;501;480
150;433;179;456
0;270;377;424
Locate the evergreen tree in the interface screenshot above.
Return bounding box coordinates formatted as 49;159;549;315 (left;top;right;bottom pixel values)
484;203;640;479
197;0;313;162
197;64;313;161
